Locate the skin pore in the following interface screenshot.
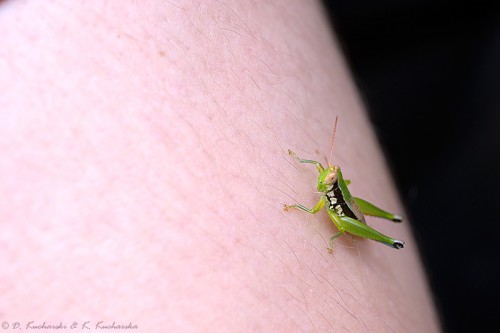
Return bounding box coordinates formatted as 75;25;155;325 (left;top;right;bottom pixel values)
0;0;440;331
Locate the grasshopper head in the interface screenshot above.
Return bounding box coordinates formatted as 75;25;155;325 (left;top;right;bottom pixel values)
317;165;340;192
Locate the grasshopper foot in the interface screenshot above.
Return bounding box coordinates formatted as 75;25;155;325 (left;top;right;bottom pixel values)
392;215;403;223
393;240;405;249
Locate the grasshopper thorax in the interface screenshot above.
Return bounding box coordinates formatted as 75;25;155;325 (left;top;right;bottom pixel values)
317;165;340;193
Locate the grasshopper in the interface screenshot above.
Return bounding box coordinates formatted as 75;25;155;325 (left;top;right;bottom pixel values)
284;118;405;253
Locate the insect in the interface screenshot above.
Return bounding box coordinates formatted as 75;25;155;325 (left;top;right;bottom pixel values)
284;117;405;253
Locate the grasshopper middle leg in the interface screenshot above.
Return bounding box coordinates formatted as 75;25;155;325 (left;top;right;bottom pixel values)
284;196;326;214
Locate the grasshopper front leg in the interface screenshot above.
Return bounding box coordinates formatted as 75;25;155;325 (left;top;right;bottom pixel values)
326;209;404;252
288;150;325;173
354;197;403;222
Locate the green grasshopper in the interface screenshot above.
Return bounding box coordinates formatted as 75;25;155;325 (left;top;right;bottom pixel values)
284;118;405;253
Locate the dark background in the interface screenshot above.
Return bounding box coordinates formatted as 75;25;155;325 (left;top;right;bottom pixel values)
322;0;500;332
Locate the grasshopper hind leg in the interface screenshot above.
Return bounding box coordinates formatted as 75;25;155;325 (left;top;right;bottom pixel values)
354;197;403;222
392;241;405;249
327;209;405;250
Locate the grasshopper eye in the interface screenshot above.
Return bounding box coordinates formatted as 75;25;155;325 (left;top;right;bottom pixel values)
324;171;337;185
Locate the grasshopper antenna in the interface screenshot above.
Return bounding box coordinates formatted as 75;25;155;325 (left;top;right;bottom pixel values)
328;115;339;167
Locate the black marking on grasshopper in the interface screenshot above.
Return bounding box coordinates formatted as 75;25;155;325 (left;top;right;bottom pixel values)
326;181;358;220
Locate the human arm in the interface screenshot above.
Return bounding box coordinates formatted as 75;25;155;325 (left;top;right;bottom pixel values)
0;0;440;331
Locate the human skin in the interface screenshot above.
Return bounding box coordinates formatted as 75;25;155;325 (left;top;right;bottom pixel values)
0;0;440;332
